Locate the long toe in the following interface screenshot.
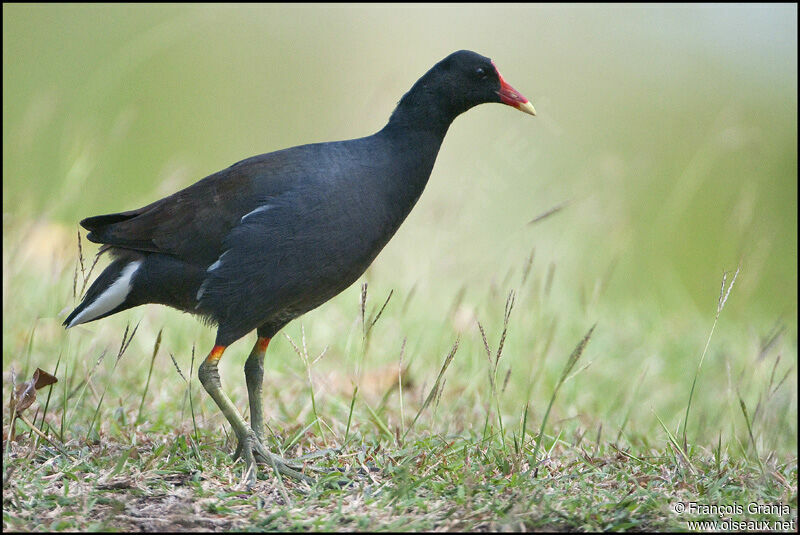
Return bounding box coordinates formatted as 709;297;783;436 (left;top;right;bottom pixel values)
234;429;345;483
294;447;340;462
249;439;316;484
252;442;344;477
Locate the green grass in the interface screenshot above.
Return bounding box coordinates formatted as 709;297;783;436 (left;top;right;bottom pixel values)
2;216;796;531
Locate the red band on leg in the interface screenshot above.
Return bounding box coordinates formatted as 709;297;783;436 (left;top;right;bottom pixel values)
206;345;227;364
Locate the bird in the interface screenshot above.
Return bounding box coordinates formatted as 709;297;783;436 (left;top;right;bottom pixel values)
64;49;535;485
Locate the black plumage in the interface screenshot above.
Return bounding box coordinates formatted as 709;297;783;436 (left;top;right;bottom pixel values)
64;50;535;484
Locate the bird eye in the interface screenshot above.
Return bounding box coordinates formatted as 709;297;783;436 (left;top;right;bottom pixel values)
475;67;487;78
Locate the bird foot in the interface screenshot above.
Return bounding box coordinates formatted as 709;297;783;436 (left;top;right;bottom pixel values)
233;431;340;486
234;431;314;487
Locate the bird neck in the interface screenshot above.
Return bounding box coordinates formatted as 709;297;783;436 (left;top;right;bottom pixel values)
381;76;459;139
370;112;448;219
367;77;465;211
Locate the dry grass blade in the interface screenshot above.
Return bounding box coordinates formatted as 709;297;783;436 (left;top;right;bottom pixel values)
136;329;162;425
682;264;740;450
518;402;530;462
6;369;19;453
117;321;141;361
738;393;764;474
718;264;740;313
168;351;188;383
72;232;80;300
365;401;393;442
187;345;202;465
398;338;407;439
360;282;368;338
476;320;493;382
73;229;103;299
758;321;785;361
527;199;571;226
448;286;467;317
653;409;697;475
476;291;516;451
77;229;85;286
616;364;649;442
434;378;446;411
532;324;595;476
283;327;326;440
81;252;102;299
34;351;62;437
753;354;785;424
475;319;492;358
544;263;556;298
366;289;393;337
283;331;303;361
87;325;140;440
63;348;106;435
557;326;594;386
344;384;358;445
520;248;535;287
15;413;76;462
403;337;460;440
401;282;417;315
770;366;793;397
495;290;515;372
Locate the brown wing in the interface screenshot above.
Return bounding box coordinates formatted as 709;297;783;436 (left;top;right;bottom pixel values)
82;160;266;266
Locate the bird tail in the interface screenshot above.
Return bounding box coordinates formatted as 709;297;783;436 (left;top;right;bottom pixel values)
64;255;143;328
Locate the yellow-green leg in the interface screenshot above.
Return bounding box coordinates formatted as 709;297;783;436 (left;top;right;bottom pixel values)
197;344;312;486
244;337;270;442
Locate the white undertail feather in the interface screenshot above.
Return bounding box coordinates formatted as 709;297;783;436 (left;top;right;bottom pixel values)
66;260;143;328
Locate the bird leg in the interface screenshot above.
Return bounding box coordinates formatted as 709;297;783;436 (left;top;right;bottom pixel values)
240;337;340;468
244;337;270;442
197;344;313;486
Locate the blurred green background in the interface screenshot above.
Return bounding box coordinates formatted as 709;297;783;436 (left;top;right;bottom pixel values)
3;3;797;330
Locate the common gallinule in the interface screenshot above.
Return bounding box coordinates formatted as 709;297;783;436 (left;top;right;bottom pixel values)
64;50;535;484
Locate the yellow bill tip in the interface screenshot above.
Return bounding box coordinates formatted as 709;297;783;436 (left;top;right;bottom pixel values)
518;100;536;116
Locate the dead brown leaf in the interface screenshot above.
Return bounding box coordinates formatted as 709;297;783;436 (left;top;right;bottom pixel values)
11;368;58;413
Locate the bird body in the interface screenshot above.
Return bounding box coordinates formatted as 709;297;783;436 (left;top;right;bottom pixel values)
66;127;443;344
64;50;535;484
